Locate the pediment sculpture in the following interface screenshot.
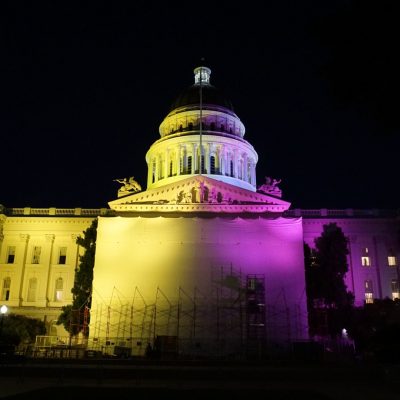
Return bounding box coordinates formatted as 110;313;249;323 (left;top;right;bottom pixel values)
114;177;142;197
257;176;282;197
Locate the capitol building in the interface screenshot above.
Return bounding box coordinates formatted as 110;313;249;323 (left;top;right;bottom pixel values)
0;67;398;357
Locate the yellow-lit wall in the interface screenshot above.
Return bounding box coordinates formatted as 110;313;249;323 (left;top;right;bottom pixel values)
0;212;95;336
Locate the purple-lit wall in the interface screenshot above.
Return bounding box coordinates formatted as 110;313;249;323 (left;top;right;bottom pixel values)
302;216;400;306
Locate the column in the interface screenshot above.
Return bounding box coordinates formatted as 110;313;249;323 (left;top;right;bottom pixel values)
45;234;55;306
217;146;223;175
205;143;211;174
165;149;170;178
147;157;153;185
233;149;238;178
243;153;248;182
17;234;30;306
155;154;159;182
192;143;198;173
181;146;186;175
250;160;256;186
176;146;181;176
0;232;4;261
373;236;383;299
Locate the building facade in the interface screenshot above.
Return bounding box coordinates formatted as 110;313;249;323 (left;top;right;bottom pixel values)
0;67;398;356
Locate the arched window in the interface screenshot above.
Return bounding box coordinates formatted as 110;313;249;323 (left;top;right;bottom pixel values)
152;160;156;183
27;278;37;302
210;156;216;174
200;155;205;173
2;277;11;301
54;278;63;302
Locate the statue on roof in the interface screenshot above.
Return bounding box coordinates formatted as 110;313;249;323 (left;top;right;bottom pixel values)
257;176;282;198
114;176;142;197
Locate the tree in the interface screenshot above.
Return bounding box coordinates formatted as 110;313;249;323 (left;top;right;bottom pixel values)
57;218;98;336
1;314;46;346
305;223;354;338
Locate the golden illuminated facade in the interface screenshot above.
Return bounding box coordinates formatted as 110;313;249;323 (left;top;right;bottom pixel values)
0;206;103;336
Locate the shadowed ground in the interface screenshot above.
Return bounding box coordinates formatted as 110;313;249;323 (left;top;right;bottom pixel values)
0;358;399;400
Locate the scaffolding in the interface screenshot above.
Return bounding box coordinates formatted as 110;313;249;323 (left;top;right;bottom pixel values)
246;274;266;357
86;265;306;358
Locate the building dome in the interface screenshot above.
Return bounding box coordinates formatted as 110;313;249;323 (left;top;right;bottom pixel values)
159;67;244;138
170;83;234;112
146;66;258;192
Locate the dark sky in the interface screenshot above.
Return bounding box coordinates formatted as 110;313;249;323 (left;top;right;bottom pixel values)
1;1;399;210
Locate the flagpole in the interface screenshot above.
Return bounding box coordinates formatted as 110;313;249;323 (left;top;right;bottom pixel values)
199;65;203;175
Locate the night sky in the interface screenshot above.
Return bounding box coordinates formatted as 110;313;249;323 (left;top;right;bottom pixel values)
2;1;399;210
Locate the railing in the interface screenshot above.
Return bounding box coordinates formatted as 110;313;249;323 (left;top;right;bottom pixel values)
2;206;398;219
4;207;109;217
283;209;399;218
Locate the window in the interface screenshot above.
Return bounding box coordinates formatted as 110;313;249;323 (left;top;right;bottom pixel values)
58;247;67;265
32;246;41;264
388;256;397;267
2;278;11;301
391;279;399;300
230;160;234;177
54;278;63;302
365;280;374;304
187;156;192;174
200;155;205;173
27;278;37;302
361;256;370;266
6;246;15;264
210;156;216;174
361;247;370;267
169;160;173;177
152;161;156;183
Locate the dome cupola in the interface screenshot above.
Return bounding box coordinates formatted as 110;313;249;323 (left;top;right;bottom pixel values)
145;66;258;192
